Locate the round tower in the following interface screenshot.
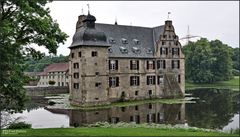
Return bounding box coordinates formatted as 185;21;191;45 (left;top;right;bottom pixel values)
69;13;110;106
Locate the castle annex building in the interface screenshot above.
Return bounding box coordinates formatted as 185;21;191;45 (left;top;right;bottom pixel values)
37;63;69;87
69;14;185;106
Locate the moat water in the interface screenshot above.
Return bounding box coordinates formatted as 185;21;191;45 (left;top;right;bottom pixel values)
6;88;240;131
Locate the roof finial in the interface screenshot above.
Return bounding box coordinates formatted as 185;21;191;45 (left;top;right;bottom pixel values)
87;4;90;15
167;12;171;20
81;7;84;15
115;16;118;25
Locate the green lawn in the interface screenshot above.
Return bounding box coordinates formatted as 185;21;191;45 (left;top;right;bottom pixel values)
1;127;238;136
186;76;239;90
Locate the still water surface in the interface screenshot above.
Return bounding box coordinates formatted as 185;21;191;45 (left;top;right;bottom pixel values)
11;88;239;131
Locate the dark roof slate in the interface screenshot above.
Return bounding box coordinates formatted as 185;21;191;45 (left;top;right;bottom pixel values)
95;23;165;58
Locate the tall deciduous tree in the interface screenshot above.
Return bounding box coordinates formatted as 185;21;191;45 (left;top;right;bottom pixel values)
0;0;68;112
210;40;233;81
183;38;233;83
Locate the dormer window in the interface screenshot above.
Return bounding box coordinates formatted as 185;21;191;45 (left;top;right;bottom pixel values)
119;46;128;54
109;37;116;44
121;38;128;44
108;48;113;53
133;39;140;45
146;48;153;54
132;47;141;54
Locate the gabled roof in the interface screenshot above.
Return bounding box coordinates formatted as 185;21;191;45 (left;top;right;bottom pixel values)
38;63;69;76
95;23;165;58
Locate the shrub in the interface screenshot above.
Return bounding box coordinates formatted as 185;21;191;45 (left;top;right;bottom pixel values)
48;80;56;85
8;122;32;129
232;69;239;76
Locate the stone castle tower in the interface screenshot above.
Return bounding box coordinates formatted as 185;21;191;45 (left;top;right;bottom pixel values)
69;14;110;106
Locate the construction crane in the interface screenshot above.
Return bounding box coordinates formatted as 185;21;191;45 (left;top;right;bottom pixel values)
179;25;201;45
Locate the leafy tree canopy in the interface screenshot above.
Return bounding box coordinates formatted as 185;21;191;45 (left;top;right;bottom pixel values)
25;55;68;72
0;0;68;112
183;38;234;83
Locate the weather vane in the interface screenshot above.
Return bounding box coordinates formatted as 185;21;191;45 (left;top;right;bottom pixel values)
168;12;171;19
81;7;84;15
87;4;90;14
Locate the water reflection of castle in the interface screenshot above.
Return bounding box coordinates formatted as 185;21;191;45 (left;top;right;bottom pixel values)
46;103;185;127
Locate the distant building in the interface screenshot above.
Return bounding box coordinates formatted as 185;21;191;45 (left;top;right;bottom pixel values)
69;13;185;106
37;63;69;87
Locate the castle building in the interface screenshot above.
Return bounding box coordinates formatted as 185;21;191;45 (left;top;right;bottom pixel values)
37;63;69;87
69;13;185;106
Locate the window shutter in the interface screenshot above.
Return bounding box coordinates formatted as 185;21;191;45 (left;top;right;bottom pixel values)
109;77;112;87
160;47;162;55
116;60;118;70
153;61;155;69
147;76;149;85
116;77;119;86
157;60;160;69
147;114;150;122
153;76;156;85
172;48;174;55
137;60;139;70
178;75;181;83
137;76;140;86
172;60;174;69
178;60;180;69
163;60;166;69
130;60;133;70
108;60;111;70
166;48;168;55
146;61;149;70
130;76;133;86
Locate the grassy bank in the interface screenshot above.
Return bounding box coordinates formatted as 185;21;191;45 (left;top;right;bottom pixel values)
186;76;239;90
2;127;238;136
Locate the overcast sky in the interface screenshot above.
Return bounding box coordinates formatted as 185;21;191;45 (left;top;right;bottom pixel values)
40;1;239;56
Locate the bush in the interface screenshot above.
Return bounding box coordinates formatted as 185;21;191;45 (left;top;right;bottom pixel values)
232;69;239;76
48;80;56;85
8;122;32;129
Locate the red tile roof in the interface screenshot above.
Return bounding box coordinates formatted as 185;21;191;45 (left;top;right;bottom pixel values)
38;63;69;76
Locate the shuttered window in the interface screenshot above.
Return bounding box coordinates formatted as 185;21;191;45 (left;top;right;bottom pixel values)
130;60;139;70
147;76;156;85
157;60;166;69
109;77;119;87
109;60;118;70
130;76;140;86
146;60;155;70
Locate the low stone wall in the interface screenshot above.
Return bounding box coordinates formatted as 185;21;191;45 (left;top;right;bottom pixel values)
25;86;69;97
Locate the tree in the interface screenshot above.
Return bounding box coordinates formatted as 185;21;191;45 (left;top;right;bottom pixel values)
183;38;233;83
0;0;68;112
210;40;233;81
231;47;240;75
184;38;215;83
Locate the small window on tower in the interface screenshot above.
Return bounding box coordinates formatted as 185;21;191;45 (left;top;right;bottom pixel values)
78;52;81;57
95;82;101;87
92;51;98;57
